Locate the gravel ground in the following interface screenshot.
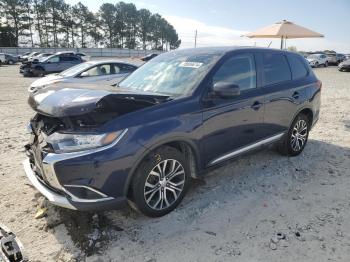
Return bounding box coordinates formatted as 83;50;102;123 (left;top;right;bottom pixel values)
0;63;349;262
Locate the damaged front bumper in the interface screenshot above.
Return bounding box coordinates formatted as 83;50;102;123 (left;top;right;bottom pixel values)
23;125;130;211
22;158;76;210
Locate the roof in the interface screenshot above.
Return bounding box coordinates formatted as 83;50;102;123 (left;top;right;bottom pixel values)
84;60;138;66
168;46;294;56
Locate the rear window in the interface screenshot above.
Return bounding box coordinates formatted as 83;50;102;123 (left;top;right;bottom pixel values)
263;53;291;86
287;55;308;79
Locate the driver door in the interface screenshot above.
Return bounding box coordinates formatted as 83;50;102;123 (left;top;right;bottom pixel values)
44;55;60;72
201;52;266;166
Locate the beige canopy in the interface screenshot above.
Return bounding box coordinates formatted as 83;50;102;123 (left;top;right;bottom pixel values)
244;20;324;49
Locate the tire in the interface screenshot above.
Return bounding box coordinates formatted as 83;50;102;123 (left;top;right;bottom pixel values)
314;62;319;68
130;146;190;217
278;113;310;156
8;60;14;65
34;67;45;77
324;61;328;67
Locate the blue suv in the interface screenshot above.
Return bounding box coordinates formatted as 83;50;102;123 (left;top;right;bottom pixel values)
24;47;321;217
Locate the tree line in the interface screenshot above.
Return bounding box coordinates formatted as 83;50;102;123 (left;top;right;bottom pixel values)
0;0;181;50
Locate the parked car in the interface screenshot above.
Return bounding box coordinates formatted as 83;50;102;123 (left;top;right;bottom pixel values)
28;53;52;62
141;53;158;61
28;60;138;92
21;52;41;63
0;53;5;66
18;52;31;62
4;54;19;64
338;59;350;72
23;47;321;217
20;53;83;77
306;53;328;67
337;53;346;63
325;53;344;65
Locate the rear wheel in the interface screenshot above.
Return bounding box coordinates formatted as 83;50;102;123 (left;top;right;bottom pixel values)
278;113;310;156
130;146;190;217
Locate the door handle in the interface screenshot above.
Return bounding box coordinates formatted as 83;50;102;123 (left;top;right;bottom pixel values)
292;91;299;100
251;101;262;111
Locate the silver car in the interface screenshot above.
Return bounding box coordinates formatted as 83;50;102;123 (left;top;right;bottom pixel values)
28;60;138;92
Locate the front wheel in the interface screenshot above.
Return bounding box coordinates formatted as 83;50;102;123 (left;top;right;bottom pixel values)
130;146;190;217
278;113;310;156
324;61;328;67
34;67;45;77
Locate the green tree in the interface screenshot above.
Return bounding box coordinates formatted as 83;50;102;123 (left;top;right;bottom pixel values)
0;0;28;46
138;8;152;50
99;3;116;47
73;2;94;48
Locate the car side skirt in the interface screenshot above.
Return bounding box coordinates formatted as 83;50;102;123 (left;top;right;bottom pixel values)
208;132;285;166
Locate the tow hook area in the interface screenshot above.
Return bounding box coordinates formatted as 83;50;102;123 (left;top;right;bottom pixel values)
0;225;27;262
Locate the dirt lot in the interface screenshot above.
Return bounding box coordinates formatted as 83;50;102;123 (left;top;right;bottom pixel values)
0;63;349;262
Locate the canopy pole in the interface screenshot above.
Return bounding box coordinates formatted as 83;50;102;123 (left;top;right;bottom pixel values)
280;36;284;49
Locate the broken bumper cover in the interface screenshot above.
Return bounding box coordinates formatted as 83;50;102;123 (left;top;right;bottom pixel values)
23;158;77;210
22;158;127;211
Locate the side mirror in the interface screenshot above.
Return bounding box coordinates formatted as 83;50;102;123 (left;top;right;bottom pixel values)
212;81;240;98
80;72;89;77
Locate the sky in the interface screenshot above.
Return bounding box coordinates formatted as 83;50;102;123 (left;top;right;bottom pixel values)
67;0;350;53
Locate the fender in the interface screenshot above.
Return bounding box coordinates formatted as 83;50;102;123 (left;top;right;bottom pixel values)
122;135;202;195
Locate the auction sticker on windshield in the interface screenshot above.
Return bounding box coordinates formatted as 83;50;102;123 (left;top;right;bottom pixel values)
179;62;203;68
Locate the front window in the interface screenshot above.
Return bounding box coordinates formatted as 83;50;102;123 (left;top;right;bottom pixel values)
83;64;112;76
59;62;93;77
212;54;256;91
118;51;221;96
47;56;59;63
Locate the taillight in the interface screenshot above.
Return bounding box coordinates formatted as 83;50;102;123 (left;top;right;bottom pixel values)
316;80;322;90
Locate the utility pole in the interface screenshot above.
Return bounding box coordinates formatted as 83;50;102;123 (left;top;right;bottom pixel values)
194;30;197;48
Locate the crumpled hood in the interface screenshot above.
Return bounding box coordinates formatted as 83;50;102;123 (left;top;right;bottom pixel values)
28;85;170;117
30;74;64;89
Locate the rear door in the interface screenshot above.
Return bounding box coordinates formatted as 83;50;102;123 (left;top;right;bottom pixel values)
260;52;308;137
201;52;266;166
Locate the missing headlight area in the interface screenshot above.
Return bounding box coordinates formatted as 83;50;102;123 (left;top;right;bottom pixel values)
0;224;27;262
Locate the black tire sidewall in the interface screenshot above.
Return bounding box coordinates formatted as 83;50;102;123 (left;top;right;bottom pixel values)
34;67;45;77
285;114;310;156
131;146;190;217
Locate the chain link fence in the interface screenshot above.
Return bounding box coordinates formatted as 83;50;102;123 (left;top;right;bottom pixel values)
0;47;163;57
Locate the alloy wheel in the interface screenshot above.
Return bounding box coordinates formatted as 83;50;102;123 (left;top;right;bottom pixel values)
290;119;308;152
144;159;185;210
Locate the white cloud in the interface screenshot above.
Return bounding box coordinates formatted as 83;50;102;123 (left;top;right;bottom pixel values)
164;15;350;53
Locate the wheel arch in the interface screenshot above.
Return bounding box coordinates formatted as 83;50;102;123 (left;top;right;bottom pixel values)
124;138;201;197
290;107;314;128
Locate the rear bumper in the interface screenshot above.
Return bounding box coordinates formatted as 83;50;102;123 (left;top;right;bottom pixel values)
23;158;128;211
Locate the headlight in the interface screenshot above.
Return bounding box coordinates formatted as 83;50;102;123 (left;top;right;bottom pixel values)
47;130;127;153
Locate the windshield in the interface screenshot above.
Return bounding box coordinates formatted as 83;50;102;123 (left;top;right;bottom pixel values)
118;51;221;96
59;62;93;77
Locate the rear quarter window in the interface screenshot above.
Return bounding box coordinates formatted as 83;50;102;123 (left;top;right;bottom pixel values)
263;53;291;86
287;55;309;79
